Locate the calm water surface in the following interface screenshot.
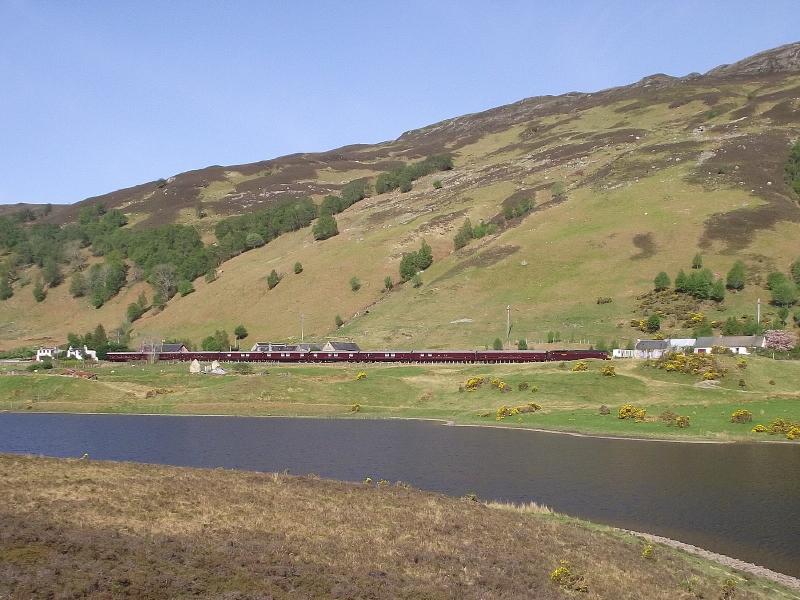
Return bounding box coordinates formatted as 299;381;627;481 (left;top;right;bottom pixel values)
1;413;798;577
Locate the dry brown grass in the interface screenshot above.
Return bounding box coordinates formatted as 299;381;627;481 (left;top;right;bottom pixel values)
0;455;793;599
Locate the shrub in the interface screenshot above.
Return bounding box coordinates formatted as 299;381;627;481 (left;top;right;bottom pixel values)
596;296;612;304
619;404;646;421
751;424;768;433
736;357;748;370
738;378;746;388
517;339;528;350
659;410;679;425
411;274;422;288
492;338;503;350
601;365;616;377
730;409;753;424
335;314;344;328
518;382;529;391
294;262;303;274
571;361;588;372
383;276;393;291
641;544;654;560
127;302;145;322
355;371;367;380
599;404;610;415
675;415;690;428
464;376;485;391
549;560;588;593
231;363;254;375
267;269;281;290
245;232;265;249
28;358;53;370
351;403;361;412
350;276;361;292
692;253;703;269
770;280;798;306
32;279;46;302
726;260;746;290
645;314;661;333
432;179;442;189
69;272;87;298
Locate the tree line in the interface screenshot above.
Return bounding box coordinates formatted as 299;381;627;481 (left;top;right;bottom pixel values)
374;154;453;194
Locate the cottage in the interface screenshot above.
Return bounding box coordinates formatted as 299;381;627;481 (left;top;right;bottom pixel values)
321;341;361;352
668;338;696;352
67;345;99;361
694;336;765;355
35;347;61;362
633;339;669;360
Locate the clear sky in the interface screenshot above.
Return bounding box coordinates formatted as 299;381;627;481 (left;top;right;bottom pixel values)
0;1;796;205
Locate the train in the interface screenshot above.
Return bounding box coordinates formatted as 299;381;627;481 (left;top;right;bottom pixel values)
106;349;609;364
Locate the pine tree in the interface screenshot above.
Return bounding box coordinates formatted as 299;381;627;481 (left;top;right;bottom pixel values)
654;271;671;291
674;269;688;293
294;262;303;274
69;272;87;297
32;279;46;302
710;279;726;302
726;260;746;290
692;253;703;269
416;240;433;270
312;214;338;240
267;269;281;289
492;338;503;350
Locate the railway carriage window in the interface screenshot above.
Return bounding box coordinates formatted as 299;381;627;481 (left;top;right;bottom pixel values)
333;353;338;357
391;353;395;358
349;353;353;357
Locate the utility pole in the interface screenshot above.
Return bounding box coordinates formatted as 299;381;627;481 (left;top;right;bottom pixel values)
300;313;304;342
757;298;761;324
506;305;511;348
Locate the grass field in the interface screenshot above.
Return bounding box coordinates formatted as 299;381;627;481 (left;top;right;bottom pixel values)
1;455;796;599
3;355;799;442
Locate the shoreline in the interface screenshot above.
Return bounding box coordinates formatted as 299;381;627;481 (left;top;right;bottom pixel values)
2;408;794;445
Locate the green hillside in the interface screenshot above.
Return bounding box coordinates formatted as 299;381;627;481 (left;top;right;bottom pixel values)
1;43;799;351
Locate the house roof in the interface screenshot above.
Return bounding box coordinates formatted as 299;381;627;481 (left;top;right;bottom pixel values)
296;343;322;351
668;338;696;347
695;336;765;348
324;341;361;351
635;340;669;351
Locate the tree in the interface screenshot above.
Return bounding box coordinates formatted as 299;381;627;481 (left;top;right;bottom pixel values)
201;329;230;351
267;269;281;290
692;253;703;269
42;258;62;287
653;271;671;292
149;263;178;302
93;324;108;347
335;314;344;328
645;314;661;333
0;276;11;300
383;276;393;291
492;338;503;350
350;276;361;292
312;214;339;240
399;253;418;281
453;219;474;250
127;302;145;322
416;240;433;270
294;262;303;274
245;232;265;249
764;330;798;353
177;280;194;296
722;317;742;336
517;339;528;350
32;278;46;302
766;271;788;290
710;279;726;302
726;260;746;290
595;339;608;352
791;259;800;285
771;280;798;307
234;325;248;341
432;179;443;189
411;273;422;288
69;272;87;297
674;269;688;293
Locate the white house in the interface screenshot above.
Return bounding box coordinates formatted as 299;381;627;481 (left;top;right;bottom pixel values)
36;347;61;362
694;336;765;355
668;338;696;352
66;345;99;361
634;339;669;359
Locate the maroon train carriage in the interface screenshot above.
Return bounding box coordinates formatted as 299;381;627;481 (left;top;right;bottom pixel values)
106;349;608;364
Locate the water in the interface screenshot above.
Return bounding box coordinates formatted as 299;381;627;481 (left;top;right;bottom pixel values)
1;413;798;577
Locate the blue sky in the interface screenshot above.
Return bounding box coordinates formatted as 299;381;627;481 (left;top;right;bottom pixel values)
0;1;796;205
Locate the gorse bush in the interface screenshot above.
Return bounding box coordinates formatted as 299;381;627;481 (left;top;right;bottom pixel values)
730;409;753;424
618;404;647;421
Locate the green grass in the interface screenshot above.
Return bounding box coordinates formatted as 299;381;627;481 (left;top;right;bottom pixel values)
3;355;799;442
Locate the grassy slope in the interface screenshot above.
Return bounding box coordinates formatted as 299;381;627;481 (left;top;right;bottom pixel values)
1;455;796;599
1;75;799;350
3;355;799;441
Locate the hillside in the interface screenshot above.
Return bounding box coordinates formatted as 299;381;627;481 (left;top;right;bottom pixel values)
1;43;800;350
2;455;797;599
